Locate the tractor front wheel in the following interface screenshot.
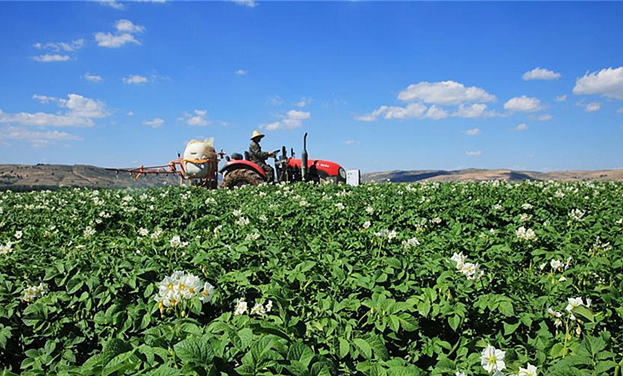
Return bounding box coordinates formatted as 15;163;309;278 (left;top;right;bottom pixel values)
221;169;263;188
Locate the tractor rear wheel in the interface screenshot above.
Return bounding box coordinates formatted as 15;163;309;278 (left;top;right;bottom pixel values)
221;169;263;188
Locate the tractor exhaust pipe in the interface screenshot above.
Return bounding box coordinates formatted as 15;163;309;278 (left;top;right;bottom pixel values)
301;132;308;181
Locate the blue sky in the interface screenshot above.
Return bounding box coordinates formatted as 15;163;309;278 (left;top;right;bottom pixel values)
0;1;622;172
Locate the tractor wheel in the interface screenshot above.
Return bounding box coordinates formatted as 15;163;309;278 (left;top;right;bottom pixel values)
221;169;263;189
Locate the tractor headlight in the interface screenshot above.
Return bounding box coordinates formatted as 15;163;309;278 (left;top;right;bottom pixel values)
338;167;346;179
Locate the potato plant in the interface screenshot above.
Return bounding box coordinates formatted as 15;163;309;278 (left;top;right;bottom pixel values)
0;181;622;376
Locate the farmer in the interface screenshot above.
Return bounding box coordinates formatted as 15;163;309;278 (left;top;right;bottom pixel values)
248;130;275;182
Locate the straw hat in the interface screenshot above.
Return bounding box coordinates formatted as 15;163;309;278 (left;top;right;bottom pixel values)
250;130;265;140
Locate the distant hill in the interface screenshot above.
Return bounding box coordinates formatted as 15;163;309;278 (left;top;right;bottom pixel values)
0;164;179;191
2;164;623;191
363;168;623;183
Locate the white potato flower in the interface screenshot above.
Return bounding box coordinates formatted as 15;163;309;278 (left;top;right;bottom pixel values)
365;206;374;214
402;237;420;248
154;271;214;312
335;203;345;210
362;221;371;229
481;345;506;374
21;283;48;303
138;228;149;236
518;363;538;376
516;226;536;241
1;242;13;255
550;259;563;272
451;252;467;270
14;231;23;239
565;297;584;312
234;299;248;315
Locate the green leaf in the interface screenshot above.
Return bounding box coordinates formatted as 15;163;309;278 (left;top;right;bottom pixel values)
498;301;514;317
353;338;372;360
338;338;349;359
173;335;214;364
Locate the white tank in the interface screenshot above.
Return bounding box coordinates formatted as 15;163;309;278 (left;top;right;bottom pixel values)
183;138;216;178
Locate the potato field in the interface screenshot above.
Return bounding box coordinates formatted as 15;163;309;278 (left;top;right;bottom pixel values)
1;182;622;376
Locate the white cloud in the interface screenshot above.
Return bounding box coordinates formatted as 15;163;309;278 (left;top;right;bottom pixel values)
465;151;482;157
265;109;310;130
116;19;145;33
534;114;552;121
95;32;140;48
0;94;108;127
235;69;247;75
143;118;164;128
344;139;358;145
464;128;480;136
356;103;427;121
515;123;528;131
573;66;623;100
504;95;542;112
0;126;82;147
123;75;149;84
84;73;103;82
618;108;623;114
99;0;124;9
585;102;601;112
425;105;448;120
555;94;567;102
295;97;313;108
522;67;561;81
231;0;257;7
455;103;496;118
31;54;70;62
182;110;210;126
34;39;85;52
95;19;144;48
397;81;496;105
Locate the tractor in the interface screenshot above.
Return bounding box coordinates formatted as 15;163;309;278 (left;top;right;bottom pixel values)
220;132;346;187
106;133;346;188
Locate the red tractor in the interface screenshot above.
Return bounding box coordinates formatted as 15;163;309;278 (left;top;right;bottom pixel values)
106;133;346;188
220;133;346;187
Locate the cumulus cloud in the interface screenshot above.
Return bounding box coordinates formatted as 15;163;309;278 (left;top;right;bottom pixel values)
143;118;164;128
573;67;623;100
585;102;601;112
0;126;82;147
357;101;499;122
31;54;70;62
231;0;257;7
465;151;482;157
95;32;140;48
235;69;247;75
504;95;542;112
397;80;496;105
265;109;310;130
522;67;561;81
123;75;149;84
515;123;528;131
84;73;103;82
95;19;144;48
34;38;85;52
115;19;144;33
295;97;312;108
0;94;108;127
181;110;210;126
464;128;480;136
555;94;567;102
344;139;358;145
99;0;124;9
